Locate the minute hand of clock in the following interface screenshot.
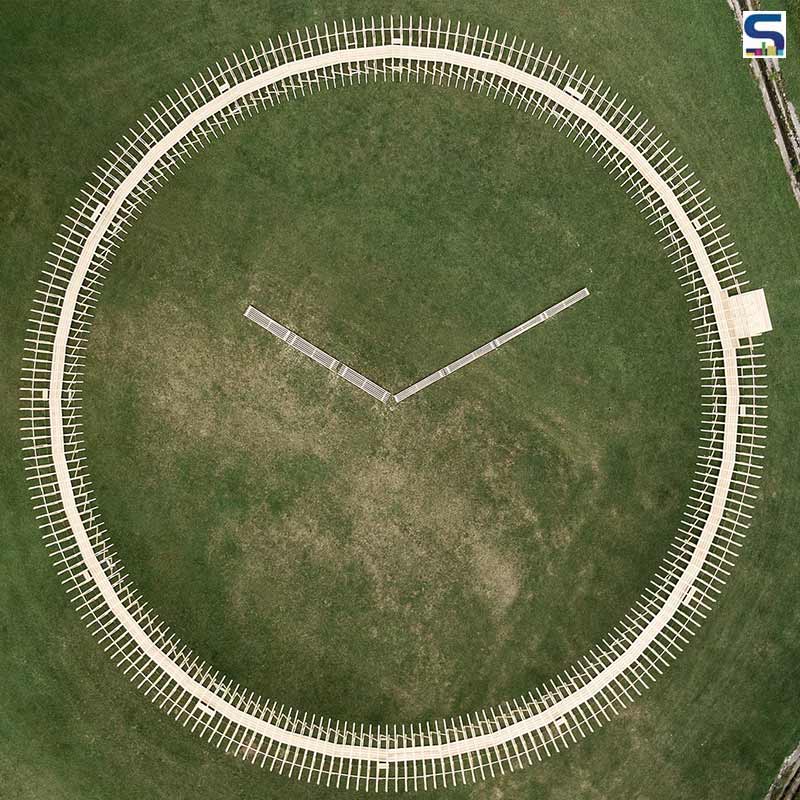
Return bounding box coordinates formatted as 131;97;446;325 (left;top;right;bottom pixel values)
393;287;589;404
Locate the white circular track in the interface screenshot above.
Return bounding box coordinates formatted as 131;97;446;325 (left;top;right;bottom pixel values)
22;17;770;791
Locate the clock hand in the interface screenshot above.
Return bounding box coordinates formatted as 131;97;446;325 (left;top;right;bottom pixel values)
246;287;589;407
244;305;392;403
393;287;590;403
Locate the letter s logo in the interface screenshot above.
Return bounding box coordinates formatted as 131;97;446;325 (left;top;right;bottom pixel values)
743;12;787;58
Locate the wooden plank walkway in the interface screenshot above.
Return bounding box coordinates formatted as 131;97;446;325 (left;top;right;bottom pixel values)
394;288;589;403
244;305;391;403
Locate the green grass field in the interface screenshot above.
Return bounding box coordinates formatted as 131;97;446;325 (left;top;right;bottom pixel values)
82;80;699;725
2;3;799;799
764;0;800;111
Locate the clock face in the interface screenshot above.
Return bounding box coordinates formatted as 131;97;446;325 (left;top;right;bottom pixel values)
23;19;770;791
83;89;695;722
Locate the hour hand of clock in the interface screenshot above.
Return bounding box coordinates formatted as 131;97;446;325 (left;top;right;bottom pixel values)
243;305;392;403
392;287;590;403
